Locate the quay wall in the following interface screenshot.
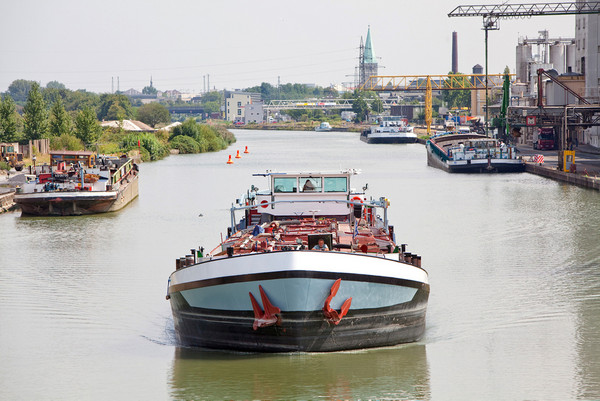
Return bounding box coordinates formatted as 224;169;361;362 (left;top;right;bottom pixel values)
525;163;600;191
0;190;16;213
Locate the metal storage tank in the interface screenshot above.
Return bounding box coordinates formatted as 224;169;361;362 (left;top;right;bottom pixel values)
550;43;566;74
516;43;532;83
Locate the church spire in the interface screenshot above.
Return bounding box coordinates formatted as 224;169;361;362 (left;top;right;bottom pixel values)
363;26;376;64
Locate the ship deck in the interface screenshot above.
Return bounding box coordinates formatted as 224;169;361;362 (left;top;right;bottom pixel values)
213;217;398;256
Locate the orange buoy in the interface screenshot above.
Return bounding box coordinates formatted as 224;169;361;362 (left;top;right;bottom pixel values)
226;155;234;164
244;146;249;154
235;150;242;159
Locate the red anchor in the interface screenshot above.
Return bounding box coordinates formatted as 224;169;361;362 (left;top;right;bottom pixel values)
249;285;281;330
323;278;352;325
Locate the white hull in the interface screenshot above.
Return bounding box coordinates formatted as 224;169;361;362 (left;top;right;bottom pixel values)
168;250;429;352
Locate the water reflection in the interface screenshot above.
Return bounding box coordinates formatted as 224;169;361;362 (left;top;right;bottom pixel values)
2;130;600;399
169;344;430;400
568;188;600;399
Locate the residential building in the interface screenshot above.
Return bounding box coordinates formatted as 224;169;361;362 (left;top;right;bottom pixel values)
224;91;261;122
158;90;182;100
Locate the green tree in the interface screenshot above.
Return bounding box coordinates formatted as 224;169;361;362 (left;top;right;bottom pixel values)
352;93;369;122
8;79;36;102
323;87;339;98
46;80;66;90
201;91;223;103
74;107;101;146
64;90;100;112
442;72;471;109
0;95;19;142
371;97;384;114
42;87;68;106
142;86;157;95
98;94;134;121
106;103;126;121
23;82;48;140
49;97;72;137
203;101;221;115
136;102;170;127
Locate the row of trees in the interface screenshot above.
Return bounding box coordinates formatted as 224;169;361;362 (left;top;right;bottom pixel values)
1;79;236;163
246;82;338;103
0;80;174;145
0;83;101;145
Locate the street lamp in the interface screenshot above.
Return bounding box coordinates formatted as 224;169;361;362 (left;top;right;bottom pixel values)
483;16;499;137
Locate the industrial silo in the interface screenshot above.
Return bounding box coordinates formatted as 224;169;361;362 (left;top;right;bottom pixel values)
549;43;566;74
516;43;532;83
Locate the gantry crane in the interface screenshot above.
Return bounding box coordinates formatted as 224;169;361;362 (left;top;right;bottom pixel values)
448;1;600;135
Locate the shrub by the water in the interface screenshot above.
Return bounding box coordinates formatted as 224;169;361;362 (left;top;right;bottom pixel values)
0;161;10;171
170;119;235;153
121;132;169;161
170;135;200;154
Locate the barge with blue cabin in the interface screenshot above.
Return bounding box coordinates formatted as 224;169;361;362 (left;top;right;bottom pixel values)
426;132;525;173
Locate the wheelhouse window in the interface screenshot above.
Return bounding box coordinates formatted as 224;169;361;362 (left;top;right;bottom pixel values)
300;177;322;192
324;177;347;192
273;177;297;193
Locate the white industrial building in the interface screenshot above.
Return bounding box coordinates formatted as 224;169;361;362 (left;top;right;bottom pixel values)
514;20;600;148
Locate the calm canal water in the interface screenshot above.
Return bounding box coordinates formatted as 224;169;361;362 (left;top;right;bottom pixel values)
1;129;599;400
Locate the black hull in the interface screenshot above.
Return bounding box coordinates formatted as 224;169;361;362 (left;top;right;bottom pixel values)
426;147;525;174
15;175;138;216
170;288;429;352
360;135;418;144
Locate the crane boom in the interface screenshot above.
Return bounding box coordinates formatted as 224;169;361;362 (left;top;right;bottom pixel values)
448;2;600;18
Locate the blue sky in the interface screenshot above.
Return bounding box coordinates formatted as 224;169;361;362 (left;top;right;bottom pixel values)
0;0;575;94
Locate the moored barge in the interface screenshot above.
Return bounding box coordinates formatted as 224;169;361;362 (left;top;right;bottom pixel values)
426;132;525;173
14;151;138;216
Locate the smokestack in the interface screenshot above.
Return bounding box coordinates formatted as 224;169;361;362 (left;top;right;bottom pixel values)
452;31;458;73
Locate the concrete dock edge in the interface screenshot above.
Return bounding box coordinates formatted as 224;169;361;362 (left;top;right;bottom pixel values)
0;190;16;213
525;163;600;191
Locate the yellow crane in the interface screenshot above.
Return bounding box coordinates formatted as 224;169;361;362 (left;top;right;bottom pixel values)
359;73;515;134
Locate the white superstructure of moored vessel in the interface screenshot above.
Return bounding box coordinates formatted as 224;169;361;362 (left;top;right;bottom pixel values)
360;116;418;144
